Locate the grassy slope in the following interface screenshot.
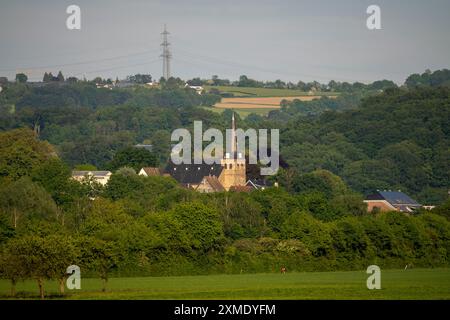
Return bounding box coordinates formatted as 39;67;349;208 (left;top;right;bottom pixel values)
203;86;337;97
1;269;449;300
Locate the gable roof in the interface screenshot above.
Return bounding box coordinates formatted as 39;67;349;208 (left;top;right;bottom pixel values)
366;191;421;207
140;167;161;176
164;162;223;184
72;171;111;177
202;176;225;192
246;179;273;190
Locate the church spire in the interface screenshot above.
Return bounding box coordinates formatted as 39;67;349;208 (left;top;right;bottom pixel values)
231;112;237;156
232;111;235;130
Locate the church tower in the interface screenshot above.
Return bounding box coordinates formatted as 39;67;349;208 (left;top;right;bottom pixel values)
219;113;246;190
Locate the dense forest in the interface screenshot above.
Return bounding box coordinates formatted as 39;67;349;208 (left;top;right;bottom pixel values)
0;70;449;297
275;86;450;204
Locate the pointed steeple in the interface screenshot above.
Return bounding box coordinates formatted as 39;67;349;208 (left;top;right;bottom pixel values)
232;111;235;130
231;112;237;156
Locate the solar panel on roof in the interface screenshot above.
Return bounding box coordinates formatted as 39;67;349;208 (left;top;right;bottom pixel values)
378;191;420;206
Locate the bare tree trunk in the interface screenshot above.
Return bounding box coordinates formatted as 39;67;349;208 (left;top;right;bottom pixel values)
37;278;45;300
13;208;17;229
34;122;40;136
10;279;16;297
59;278;65;295
102;277;108;292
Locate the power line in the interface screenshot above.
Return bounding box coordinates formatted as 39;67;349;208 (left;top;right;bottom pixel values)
0;48;161;73
72;58;161;77
174;47;360;82
0;39;162;68
170;36;365;82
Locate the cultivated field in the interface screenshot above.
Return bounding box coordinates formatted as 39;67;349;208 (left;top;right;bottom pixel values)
205;86;337;117
1;268;449;300
204;85;338;97
214;96;330;109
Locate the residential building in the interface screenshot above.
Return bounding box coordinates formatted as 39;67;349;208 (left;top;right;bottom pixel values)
139;167;162;177
134;144;153;152
364;190;422;213
71;171;112;186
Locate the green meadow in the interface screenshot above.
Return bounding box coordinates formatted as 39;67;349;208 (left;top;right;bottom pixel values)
203;85;336;97
1;268;449;300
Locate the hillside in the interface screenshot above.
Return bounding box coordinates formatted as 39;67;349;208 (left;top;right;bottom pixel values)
0;80;450;298
279;87;450;203
0;80;449;204
204;85;336;97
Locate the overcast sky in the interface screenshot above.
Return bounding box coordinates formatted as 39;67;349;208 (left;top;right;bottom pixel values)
0;0;449;83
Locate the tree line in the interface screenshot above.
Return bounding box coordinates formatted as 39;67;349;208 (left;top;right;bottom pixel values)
0;128;449;298
1;72;449;204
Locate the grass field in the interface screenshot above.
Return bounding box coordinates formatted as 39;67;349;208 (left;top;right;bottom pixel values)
204;85;337;97
1;268;449;300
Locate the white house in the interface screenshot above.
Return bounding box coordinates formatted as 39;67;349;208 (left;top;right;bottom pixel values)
185;84;204;94
72;171;112;186
138;167;162;177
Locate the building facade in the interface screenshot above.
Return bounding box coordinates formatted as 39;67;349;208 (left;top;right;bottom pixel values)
364;190;422;213
71;170;112;186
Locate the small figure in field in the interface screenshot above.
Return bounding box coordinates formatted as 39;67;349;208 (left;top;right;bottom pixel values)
280;266;286;274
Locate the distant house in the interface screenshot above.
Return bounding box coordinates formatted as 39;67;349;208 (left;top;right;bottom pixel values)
195;176;225;193
96;83;114;90
185;84;204;94
165;162;224;190
72;171;112;186
115;81;134;89
163;152;248;192
134;144;153;152
245;179;276;191
139;167;162;177
364;190;422;213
